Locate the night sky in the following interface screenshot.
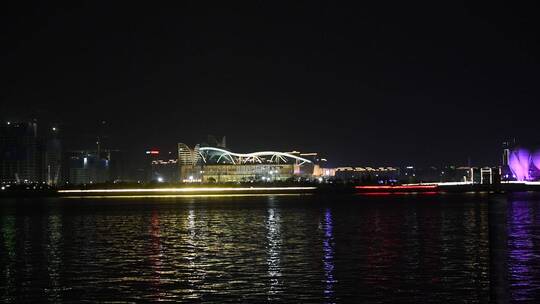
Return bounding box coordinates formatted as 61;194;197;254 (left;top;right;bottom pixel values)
2;1;539;167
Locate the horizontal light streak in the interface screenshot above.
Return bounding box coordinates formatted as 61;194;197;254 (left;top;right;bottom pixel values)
61;193;312;199
58;187;317;194
436;181;473;186
501;181;540;185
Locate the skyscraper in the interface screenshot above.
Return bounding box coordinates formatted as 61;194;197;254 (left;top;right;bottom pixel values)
45;126;62;185
0;121;40;183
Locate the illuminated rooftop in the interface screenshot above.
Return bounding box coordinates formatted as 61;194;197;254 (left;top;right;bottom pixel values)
198;147;313;165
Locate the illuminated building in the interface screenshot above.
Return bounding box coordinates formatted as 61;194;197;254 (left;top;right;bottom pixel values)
288;151;334;178
313;166;336;178
201;164;295;183
145;149;179;182
177;143;201;182
151;159;178;182
505;148;540;181
177;144;313;183
144;149;161;182
336;165;503;185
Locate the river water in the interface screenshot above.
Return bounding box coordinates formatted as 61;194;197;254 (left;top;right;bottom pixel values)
0;193;539;303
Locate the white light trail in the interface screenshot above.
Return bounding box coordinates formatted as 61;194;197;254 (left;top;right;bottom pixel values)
501;181;540;185
58;187;317;194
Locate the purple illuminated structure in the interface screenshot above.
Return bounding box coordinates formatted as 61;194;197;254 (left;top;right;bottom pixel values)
532;151;540;174
509;149;531;181
508;149;540;181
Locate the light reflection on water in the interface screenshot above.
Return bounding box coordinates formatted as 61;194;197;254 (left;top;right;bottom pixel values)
0;194;539;302
506;198;540;302
322;208;336;303
266;205;282;298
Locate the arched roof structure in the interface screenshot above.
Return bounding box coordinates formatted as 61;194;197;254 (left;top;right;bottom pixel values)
198;147;312;165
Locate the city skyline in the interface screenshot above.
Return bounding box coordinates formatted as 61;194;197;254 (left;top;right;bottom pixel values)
1;117;526;186
2;117;539;168
2;2;540;166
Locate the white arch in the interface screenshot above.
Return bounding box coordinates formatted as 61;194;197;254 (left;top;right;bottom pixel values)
198;147;312;165
216;152;236;164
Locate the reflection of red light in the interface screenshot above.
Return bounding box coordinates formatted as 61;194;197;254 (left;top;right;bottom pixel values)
359;192;394;196
146;150;160;155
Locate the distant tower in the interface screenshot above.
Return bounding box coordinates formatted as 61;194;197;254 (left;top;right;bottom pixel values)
501;138;516;181
45;125;62;185
502;138;516;166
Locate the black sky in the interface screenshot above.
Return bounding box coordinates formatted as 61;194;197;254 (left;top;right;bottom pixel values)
2;1;539;166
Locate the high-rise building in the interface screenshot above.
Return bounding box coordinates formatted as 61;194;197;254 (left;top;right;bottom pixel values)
501;139;516;180
44;126;62;185
0;121;41;183
65;149;120;185
177;143;201;182
143;149;161;182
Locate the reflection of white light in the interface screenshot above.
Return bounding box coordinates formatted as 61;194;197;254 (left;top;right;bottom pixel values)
157;177;164;182
266;208;282;295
